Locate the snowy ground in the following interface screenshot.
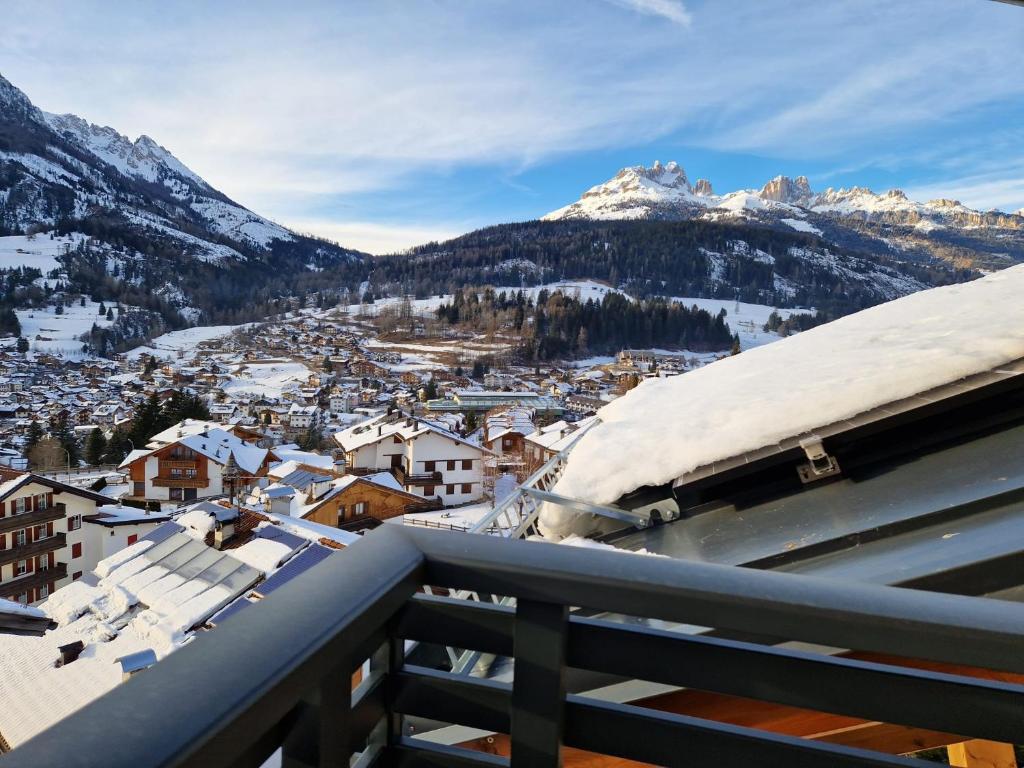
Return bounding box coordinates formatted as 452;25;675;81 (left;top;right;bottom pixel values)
671;297;814;350
222;360;312;398
11;300;117;358
127;324;249;361
0;232;86;273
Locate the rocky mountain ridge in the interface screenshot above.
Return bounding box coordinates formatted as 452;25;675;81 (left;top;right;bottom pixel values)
545;161;1024;270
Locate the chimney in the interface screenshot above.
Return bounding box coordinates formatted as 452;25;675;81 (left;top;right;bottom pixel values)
117;649;157;681
57;640;84;667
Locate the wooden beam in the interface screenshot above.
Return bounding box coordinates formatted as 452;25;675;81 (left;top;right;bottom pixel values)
948;740;1017;768
453;649;1024;765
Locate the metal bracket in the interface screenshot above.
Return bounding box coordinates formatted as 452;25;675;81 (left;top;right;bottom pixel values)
796;437;840;484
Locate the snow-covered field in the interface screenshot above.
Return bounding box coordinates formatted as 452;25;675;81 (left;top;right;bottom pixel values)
222;361;312;398
0;233;85;273
127;324;249;361
10;301;116;358
671;296;813;350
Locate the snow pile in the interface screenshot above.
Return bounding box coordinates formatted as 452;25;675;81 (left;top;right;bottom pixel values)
177;509;216;540
95;539;155;578
230;538;293;573
543;266;1024;538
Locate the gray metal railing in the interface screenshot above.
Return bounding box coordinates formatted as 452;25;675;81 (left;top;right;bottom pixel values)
5;525;1024;768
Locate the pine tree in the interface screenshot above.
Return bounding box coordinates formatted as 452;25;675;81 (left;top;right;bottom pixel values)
102;429;129;465
25;420;43;450
16;337;29;353
85;428;108;466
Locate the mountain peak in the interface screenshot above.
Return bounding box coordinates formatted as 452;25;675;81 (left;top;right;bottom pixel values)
759;175;813;204
693;178;714;196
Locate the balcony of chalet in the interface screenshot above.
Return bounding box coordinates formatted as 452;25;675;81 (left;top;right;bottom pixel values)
0;532;65;568
0;562;67;602
0;502;66;535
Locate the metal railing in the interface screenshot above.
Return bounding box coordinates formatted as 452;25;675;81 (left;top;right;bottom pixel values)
468;418;670;541
6;525;1024;768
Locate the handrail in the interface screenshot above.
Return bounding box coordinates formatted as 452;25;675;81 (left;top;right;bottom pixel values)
6;525;1024;768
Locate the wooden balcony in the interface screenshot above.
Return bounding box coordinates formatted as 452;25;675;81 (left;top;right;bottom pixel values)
393;465;442;486
0;532;65;568
160;459;200;470
0;562;67;600
152;477;207;489
0;502;65;535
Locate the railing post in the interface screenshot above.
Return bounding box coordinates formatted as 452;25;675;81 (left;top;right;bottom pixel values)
510;599;568;768
282;658;353;768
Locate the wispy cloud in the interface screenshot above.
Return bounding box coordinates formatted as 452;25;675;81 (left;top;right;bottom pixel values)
604;0;691;26
2;0;1023;241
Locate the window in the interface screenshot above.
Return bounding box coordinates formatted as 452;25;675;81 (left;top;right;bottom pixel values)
36;556;48;572
71;542;82;559
447;460;456;471
72;571;82;581
169;488;184;501
127;534;138;546
462;483;472;494
14;497;26;514
446;484;455;495
16;560;27;576
38;584;48;599
185;469;198;478
170;468;183;478
353;501;368;517
424;485;435;496
14;529;26;547
462;459;473;470
16;592;27;605
68;514;81;531
34;494;48;510
34;525;46;540
424;461;435;472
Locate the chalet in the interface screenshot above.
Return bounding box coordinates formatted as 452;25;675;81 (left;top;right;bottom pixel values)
565;393;609;416
334;413;491;507
119;424;278;505
482;406;536;457
523;416;599;468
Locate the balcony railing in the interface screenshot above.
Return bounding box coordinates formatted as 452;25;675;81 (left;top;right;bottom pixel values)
394;465;442;486
6;525;1024;768
0;562;67;601
0;532;66;568
0;502;65;536
152;477;207;489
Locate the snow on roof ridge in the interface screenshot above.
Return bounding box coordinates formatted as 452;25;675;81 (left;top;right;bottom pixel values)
544;267;1024;537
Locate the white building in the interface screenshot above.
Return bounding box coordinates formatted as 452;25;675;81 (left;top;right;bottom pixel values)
0;471;167;605
334;413;491;507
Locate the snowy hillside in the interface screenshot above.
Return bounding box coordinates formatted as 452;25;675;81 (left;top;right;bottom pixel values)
0;72;365;329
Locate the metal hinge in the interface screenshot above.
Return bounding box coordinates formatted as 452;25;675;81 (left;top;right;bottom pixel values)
796;436;840;484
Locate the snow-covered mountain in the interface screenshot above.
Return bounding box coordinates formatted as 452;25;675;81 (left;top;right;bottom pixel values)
545;162;1024;270
0;72;361;277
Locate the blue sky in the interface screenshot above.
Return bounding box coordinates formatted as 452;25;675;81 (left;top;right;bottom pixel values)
4;0;1024;253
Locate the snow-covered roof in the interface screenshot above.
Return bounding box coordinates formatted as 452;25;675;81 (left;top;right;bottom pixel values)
551;267;1024;515
334;413;490;454
526;416;598;453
